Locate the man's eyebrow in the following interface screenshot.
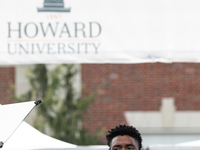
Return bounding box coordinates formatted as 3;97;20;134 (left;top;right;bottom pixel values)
113;144;135;147
127;144;138;149
113;145;121;147
127;144;135;146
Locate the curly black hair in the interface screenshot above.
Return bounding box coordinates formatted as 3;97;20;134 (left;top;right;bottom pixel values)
106;125;142;150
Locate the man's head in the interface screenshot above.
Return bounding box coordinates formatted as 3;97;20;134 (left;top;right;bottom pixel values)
106;125;142;150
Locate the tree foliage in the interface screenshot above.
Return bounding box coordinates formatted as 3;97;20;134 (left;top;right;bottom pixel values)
14;64;102;145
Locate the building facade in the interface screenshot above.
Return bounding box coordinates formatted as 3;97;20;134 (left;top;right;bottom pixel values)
0;66;15;104
1;63;200;148
81;63;200;147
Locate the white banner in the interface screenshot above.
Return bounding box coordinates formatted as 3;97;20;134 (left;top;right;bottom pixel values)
1;0;200;64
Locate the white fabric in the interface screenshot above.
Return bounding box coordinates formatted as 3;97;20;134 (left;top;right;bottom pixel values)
1;0;200;64
0;101;77;149
0;101;36;143
2;122;77;150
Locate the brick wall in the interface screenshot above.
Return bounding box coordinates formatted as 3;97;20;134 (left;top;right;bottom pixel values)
0;67;15;104
1;63;200;142
81;63;200;138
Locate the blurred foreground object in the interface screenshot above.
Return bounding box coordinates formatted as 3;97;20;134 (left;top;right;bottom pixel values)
0;100;41;148
1;121;77;150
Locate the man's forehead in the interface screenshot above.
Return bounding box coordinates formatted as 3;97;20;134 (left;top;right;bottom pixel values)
111;135;139;148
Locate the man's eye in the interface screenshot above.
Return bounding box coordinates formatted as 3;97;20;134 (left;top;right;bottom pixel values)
128;147;134;150
114;148;120;150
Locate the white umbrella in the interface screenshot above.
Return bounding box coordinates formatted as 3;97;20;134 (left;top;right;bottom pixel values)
2;121;77;150
0;100;109;150
0;100;42;148
0;100;77;150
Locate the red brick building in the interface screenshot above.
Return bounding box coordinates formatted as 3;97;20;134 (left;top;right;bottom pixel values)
82;63;200;131
81;63;200;146
0;67;15;104
1;63;200;147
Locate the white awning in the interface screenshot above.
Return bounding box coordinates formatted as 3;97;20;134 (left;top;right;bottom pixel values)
2;122;77;150
0;101;38;145
0;100;77;150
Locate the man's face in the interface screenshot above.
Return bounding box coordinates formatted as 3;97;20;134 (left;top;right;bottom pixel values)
110;135;139;150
